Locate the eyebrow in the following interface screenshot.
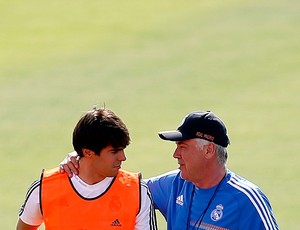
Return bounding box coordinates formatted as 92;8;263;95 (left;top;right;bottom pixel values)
111;147;124;151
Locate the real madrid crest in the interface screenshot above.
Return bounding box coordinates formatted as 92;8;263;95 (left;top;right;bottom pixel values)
210;204;224;221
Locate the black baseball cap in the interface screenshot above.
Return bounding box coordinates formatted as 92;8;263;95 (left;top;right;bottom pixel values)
158;111;230;147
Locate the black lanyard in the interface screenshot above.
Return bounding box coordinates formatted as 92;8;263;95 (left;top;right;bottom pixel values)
187;174;226;230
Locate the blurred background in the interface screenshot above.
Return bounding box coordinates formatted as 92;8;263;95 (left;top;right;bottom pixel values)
1;0;299;229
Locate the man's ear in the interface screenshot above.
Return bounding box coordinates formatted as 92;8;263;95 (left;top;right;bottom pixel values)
205;142;216;159
82;148;94;158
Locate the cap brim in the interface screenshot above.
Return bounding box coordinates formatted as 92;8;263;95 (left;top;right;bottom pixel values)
158;131;184;141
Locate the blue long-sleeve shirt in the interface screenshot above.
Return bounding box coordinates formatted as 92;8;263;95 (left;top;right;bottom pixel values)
146;169;279;230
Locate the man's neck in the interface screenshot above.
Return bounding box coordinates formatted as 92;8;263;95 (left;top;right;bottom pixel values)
77;159;107;185
193;166;227;188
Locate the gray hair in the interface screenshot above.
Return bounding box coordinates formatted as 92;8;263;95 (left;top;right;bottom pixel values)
196;139;228;165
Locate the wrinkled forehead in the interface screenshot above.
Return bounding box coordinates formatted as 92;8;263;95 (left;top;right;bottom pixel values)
176;139;197;146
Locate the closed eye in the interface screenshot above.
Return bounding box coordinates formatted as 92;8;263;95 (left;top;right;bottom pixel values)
111;148;124;154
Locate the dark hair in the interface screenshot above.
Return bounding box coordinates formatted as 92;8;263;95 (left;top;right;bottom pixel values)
72;108;130;157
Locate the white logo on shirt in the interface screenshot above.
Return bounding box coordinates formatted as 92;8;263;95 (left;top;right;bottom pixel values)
176;195;184;206
210;204;224;221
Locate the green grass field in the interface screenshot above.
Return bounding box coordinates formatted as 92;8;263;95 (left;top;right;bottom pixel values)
1;0;299;229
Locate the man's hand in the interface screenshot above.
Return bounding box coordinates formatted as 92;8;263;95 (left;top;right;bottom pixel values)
59;152;80;177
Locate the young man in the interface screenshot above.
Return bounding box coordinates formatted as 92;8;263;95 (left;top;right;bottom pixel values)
17;108;157;230
61;110;279;229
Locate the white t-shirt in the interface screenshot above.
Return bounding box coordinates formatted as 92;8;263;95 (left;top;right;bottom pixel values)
19;174;157;230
